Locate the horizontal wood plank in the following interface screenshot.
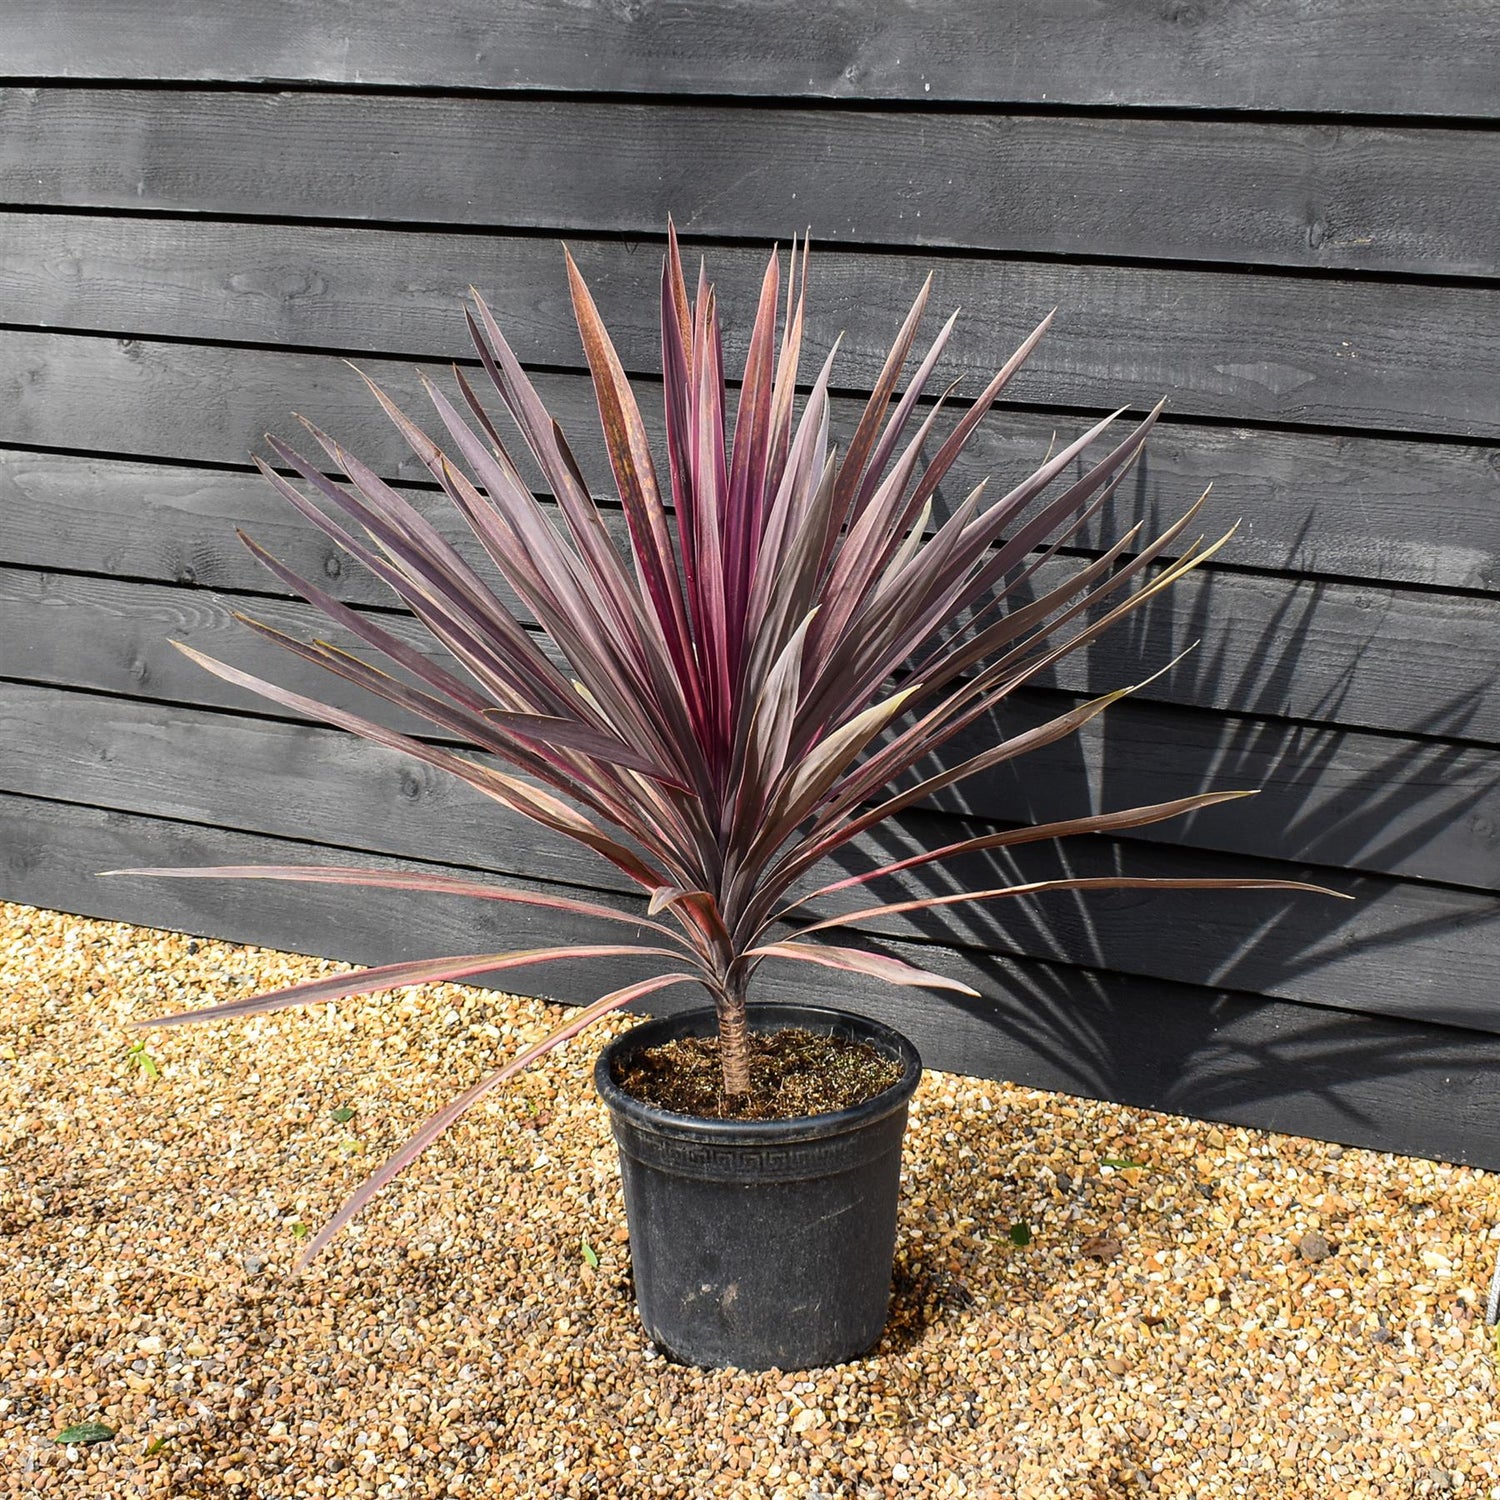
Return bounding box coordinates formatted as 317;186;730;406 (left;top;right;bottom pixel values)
3;91;1499;281
8;791;1500;1169
5;215;1500;448
4;442;1494;882
7;8;1500;1168
4;411;1495;600
925;692;1500;893
5;560;1496;886
6;475;1497;745
2;2;1495;118
2;681;1497;1032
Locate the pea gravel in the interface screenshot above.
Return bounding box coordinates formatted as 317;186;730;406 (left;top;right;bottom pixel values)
4;899;1500;1498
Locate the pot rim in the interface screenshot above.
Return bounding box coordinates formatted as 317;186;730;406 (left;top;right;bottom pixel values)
593;1001;923;1146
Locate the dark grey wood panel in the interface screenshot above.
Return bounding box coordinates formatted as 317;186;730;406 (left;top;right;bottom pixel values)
927;692;1500;893
9;792;1500;1169
6;480;1498;745
6;560;1496;886
2;682;1494;1030
6;216;1500;450
3;91;1498;279
4;442;1495;885
5;253;1494;510
3;1;1495;118
11;335;1496;745
11;99;1500;279
4;408;1496;600
11;1;1500;120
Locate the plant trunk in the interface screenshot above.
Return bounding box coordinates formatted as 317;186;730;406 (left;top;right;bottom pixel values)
716;974;752;1096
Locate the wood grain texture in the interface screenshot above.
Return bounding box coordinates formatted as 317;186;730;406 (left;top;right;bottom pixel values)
2;91;1498;279
2;683;1494;1030
2;2;1496;117
9;791;1500;1169
2;278;1494;513
0;333;1497;686
6;462;1497;744
3;444;1495;886
5;213;1500;447
2;681;1500;1032
5;563;1495;886
923;691;1500;893
4;413;1496;600
2;36;1497;1161
9;529;1500;851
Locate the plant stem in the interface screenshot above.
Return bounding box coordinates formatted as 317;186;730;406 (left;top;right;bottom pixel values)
716;973;752;1097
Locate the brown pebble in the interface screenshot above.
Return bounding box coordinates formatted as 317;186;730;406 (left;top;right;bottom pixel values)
1079;1235;1123;1261
4;899;1498;1500
1298;1230;1334;1262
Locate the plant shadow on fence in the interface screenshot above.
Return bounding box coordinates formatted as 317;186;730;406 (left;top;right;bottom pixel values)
798;455;1500;1141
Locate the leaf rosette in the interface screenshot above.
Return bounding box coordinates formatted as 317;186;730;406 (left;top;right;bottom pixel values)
110;225;1341;1266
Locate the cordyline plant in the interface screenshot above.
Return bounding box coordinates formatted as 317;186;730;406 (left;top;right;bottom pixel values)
113;226;1337;1268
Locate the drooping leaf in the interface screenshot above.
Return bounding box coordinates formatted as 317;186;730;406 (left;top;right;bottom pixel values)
787;791;1260;910
748;941;980;997
291;971;702;1271
98;864;689;948
135;944;691;1030
786;874;1350;942
124;228;1340;1267
163;640;682;893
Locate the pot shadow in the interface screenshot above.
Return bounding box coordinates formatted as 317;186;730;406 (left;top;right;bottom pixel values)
876;1246;982;1356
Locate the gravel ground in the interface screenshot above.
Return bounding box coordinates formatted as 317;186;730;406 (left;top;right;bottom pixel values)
4;898;1500;1498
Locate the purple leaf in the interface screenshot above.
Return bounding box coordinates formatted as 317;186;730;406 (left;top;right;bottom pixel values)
748;941;980;996
788;791;1261;910
291;970;704;1270
134;944;691;1029
98;863;692;946
791;875;1350;940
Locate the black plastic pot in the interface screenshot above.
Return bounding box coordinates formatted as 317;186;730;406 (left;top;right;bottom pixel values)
594;1003;922;1370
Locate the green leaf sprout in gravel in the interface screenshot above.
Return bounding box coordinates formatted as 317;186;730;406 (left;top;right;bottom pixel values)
330;1106;355;1124
581;1237;600;1269
55;1421;115;1446
1101;1156;1148;1171
125;1040;159;1079
1008;1221;1033;1247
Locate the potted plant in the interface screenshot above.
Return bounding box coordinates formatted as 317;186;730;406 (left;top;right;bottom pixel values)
112;225;1335;1369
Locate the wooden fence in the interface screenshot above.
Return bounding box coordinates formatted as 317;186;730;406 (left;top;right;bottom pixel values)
2;1;1497;1163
